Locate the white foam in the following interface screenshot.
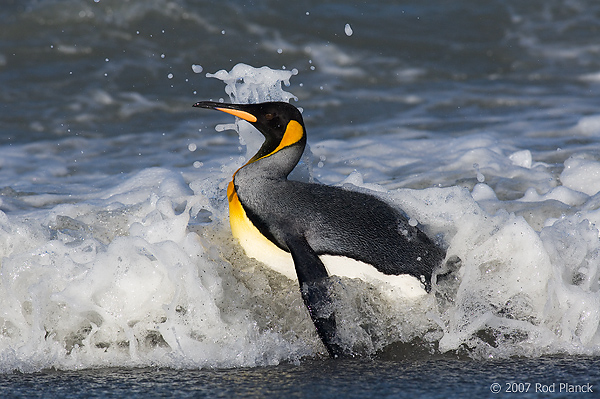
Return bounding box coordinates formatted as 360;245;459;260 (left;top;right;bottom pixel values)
2;63;600;372
509;149;532;169
206;63;298;104
560;155;600;196
572;114;600;135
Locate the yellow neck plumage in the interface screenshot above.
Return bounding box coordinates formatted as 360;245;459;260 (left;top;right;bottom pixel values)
226;119;304;255
247;120;305;164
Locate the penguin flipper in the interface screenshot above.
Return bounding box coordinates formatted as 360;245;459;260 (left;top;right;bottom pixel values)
285;235;345;358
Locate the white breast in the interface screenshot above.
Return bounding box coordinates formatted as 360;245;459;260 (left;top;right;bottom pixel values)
236;230;427;298
229;186;427;298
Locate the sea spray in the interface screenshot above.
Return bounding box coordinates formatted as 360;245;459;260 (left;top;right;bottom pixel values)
1;62;600;373
206;64;298;167
206;63;312;183
0;65;320;373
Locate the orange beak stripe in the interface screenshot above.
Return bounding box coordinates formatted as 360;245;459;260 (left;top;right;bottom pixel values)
215;107;258;123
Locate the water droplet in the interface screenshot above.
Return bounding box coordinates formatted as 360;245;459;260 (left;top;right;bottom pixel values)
344;23;353;36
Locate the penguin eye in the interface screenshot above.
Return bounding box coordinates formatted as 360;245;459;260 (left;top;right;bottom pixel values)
265;113;275;121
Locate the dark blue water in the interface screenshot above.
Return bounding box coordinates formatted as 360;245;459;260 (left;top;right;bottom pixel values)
1;357;599;398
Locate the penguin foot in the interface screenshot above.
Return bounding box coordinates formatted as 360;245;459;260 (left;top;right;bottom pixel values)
300;278;347;358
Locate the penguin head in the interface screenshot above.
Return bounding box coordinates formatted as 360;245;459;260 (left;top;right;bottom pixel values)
193;101;306;164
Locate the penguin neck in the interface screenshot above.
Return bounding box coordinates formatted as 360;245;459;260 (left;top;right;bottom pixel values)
235;118;307;182
235;139;305;183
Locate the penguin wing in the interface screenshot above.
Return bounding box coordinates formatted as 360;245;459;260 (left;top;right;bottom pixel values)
285;234;344;357
281;181;444;279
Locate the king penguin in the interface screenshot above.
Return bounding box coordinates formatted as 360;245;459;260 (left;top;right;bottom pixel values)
193;100;446;357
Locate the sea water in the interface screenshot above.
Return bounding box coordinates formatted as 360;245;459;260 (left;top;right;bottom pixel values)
1;0;600;397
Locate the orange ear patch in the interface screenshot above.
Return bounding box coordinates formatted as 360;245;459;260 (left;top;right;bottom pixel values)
275;120;304;151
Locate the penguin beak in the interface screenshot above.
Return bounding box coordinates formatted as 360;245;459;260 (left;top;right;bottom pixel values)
193;101;258;123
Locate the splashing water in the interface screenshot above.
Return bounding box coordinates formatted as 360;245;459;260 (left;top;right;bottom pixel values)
0;65;316;373
1;62;600;374
206;63;298;105
206;63;312;182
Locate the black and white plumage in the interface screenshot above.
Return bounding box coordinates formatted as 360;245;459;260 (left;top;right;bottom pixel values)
193;101;446;357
